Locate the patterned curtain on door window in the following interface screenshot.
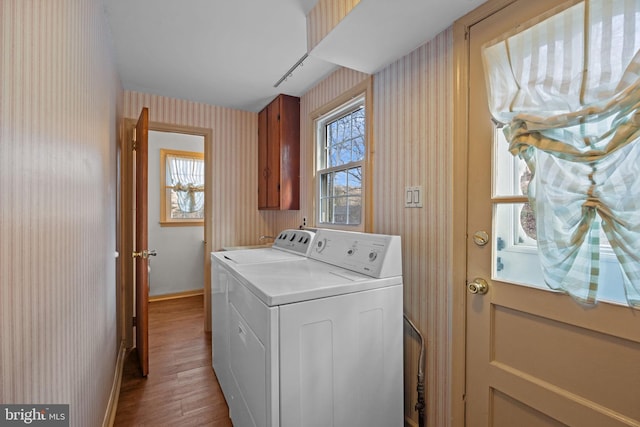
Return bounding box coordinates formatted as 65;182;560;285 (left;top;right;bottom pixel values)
168;155;204;213
482;0;640;307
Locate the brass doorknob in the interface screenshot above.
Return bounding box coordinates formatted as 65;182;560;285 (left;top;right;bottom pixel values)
132;249;157;259
467;278;488;295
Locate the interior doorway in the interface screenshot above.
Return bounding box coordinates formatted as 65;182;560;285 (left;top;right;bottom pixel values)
120;120;213;353
147;130;205;300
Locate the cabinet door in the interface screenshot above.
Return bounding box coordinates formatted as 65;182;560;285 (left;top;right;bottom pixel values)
258;108;268;209
258;94;300;210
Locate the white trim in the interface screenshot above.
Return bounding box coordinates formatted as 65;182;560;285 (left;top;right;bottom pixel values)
314;95;366;230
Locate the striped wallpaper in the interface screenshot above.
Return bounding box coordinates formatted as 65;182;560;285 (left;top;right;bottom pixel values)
261;32;455;426
1;1;123;426
306;0;361;52
373;28;454;427
123;92;269;252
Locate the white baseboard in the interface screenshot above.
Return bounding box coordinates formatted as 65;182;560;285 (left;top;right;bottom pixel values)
102;340;127;427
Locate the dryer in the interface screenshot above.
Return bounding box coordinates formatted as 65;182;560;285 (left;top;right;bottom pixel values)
212;229;403;427
210;229;315;411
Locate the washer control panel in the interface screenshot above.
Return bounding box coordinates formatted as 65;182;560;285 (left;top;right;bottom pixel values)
272;229;316;256
310;229;402;278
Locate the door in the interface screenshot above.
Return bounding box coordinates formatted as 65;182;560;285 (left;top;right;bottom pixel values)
466;1;640;426
134;107;150;376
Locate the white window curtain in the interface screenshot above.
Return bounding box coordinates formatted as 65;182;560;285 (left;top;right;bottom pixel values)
168;155;204;213
482;0;640;307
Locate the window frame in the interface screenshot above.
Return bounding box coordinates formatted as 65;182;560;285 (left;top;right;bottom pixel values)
159;148;205;226
312;80;372;231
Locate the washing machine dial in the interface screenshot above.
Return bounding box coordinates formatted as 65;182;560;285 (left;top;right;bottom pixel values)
315;239;327;253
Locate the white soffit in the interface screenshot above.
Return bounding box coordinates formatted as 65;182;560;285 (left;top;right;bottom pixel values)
309;0;487;74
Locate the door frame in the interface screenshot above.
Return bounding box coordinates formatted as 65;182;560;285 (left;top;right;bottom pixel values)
119;120;214;349
451;0;518;425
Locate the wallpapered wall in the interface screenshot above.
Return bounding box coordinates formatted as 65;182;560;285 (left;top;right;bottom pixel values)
0;1;122;426
306;0;361;51
123;29;455;427
123;92;270;252
374;29;454;427
269;30;455;427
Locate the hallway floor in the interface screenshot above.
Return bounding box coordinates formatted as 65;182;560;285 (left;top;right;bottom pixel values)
114;295;233;426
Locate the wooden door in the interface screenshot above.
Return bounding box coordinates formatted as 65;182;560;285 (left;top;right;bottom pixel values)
465;1;640;426
134;107;150;377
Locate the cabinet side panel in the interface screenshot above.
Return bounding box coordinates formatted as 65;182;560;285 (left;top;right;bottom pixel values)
279;95;301;210
266;100;282;208
258;108;268;209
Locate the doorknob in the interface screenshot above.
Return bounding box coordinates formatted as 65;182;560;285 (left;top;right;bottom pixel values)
467;278;488;295
132;249;157;259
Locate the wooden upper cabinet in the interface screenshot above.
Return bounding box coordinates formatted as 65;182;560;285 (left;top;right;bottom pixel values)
258;94;300;210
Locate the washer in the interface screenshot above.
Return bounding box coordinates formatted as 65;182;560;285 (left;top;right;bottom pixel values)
210;229;315;411
212;228;403;427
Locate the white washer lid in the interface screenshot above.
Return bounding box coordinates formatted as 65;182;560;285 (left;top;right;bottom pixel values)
212;248;304;265
232;258;402;306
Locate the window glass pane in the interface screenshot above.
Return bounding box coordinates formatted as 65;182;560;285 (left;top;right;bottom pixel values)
493;203;625;305
169;189;204;219
352;136;365;161
167;155;204;187
334;170;347;193
318;168;362;226
493;126;530;197
324;106;365;168
162;150;204;222
347;196;362;225
320;172;333;198
347;166;362;193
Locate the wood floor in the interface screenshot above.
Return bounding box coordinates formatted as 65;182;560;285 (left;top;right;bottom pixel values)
114;295;233;426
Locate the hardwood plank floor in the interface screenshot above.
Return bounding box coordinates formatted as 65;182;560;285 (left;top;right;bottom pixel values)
114;295;233;426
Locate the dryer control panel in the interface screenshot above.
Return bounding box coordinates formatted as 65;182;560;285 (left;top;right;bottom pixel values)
309;229;402;278
272;229;316;256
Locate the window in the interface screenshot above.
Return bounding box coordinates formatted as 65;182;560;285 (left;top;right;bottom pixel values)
160;149;204;225
315;95;366;228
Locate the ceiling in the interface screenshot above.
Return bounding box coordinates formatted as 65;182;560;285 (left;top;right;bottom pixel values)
104;0;485;113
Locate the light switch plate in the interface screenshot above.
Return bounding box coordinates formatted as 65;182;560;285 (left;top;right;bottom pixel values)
404;186;423;208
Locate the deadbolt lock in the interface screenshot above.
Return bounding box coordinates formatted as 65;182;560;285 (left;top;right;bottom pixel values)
473;231;490;246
